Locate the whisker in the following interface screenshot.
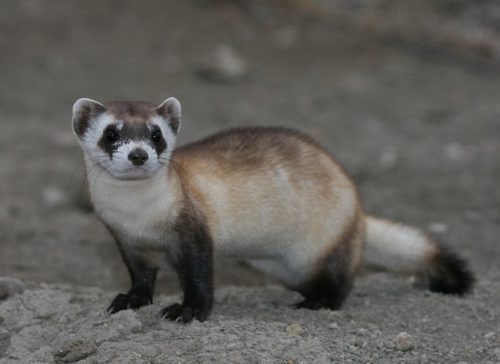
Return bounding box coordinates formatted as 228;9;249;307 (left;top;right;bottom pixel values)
67;161;86;188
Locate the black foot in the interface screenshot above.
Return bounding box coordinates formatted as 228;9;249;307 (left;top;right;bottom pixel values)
160;303;209;323
107;292;152;314
293;299;339;311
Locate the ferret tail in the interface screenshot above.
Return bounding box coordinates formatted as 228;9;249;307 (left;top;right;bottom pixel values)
364;215;474;295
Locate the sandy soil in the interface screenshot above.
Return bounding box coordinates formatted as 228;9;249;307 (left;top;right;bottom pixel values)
0;0;499;362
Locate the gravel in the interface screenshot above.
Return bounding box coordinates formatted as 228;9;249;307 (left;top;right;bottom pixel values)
0;280;498;363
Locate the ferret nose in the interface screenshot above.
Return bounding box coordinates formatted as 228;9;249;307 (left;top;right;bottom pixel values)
128;148;149;166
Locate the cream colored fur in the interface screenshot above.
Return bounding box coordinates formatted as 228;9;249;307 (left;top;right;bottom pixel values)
89;167;173;242
364;216;437;273
188;160;359;286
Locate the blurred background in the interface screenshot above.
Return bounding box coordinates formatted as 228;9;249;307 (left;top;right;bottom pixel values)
0;0;499;293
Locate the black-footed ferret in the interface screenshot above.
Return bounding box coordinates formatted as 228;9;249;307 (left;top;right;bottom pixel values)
72;97;474;322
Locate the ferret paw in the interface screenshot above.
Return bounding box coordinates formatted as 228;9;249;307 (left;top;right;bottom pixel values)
160;303;209;323
107;292;152;314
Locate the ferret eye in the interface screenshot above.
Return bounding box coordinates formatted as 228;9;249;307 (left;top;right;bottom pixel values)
152;129;162;143
104;128;118;143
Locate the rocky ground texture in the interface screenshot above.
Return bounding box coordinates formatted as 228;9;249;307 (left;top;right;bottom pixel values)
0;277;499;363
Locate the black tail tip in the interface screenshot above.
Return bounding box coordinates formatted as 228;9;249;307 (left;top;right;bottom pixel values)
426;245;475;295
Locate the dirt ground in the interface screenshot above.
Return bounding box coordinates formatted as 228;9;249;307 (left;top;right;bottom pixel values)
0;0;499;362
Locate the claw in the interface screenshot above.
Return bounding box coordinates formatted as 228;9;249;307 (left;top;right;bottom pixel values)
107;293;129;314
160;303;208;323
107;292;153;314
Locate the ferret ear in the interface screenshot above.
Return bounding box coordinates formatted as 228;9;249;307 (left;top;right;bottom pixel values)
156;97;181;134
72;98;106;138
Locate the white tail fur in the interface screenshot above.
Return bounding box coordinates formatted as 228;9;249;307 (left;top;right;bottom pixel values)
364;215;474;294
364;216;435;273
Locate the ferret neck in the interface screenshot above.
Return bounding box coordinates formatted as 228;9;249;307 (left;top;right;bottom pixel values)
84;157;180;202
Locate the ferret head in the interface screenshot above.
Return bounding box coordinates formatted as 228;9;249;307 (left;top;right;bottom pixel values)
72;97;181;180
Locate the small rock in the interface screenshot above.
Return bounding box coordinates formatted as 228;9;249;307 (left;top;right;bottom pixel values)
54;340;97;364
378;146;398;169
0;329;10;357
443;142;476;162
0;277;25;300
355;328;368;336
427;222;449;234
494;348;500;360
444;142;466;161
484;332;495;339
285;323;305;336
420;353;429;364
196;44;249;83
328;322;338;330
394;332;416;351
41;187;67;208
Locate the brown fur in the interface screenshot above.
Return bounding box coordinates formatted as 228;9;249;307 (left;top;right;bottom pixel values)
171;127;357;233
73;101;106;136
328;205;366;275
292;205;365;309
104;101;158;123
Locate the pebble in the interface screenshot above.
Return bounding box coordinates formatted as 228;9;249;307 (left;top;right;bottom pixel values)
420;353;429;363
196;44;248;83
394;332;416;351
444;142;476;162
494;348;500;360
41;187;67;208
355;328;368;336
286;323;305;336
378;146;398;169
0;277;25;301
444;142;467;161
484;332;495;339
54;339;97;363
427;222;449;234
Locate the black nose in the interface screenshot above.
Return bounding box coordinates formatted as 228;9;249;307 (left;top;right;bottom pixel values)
128;148;149;166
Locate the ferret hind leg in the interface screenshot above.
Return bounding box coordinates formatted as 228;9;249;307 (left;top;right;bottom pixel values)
291;218;364;310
